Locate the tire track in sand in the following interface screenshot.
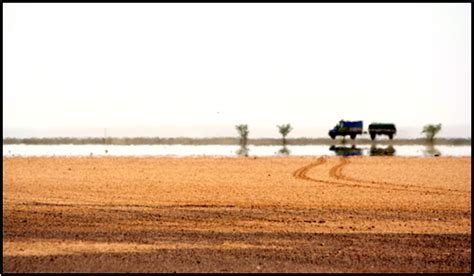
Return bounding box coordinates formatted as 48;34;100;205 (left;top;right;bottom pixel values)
292;157;395;190
331;157;469;195
294;157;467;196
292;157;354;187
292;157;328;182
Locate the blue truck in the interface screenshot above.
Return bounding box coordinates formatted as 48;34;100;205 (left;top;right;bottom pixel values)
329;120;397;140
328;120;363;140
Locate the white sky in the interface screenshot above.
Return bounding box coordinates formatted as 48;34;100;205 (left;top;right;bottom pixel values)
3;3;471;138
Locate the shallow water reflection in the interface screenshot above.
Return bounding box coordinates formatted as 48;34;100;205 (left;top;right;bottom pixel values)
423;144;442;157
2;144;471;157
369;145;396;156
277;146;291;156
236;145;249;157
329;145;362;156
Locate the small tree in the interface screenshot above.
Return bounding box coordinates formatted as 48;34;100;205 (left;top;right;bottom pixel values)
421;124;442;142
277;123;293;145
235;124;249;146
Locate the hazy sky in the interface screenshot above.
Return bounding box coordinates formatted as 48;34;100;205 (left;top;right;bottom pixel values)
3;3;471;138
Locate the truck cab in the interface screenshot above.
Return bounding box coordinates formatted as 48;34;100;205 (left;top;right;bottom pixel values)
328;120;363;140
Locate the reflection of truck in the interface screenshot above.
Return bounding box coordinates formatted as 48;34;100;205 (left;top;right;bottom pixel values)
368;123;397;140
369;145;396;156
329;145;362;156
328;120;363;140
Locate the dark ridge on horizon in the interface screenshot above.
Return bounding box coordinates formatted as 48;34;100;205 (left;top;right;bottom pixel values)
2;137;471;146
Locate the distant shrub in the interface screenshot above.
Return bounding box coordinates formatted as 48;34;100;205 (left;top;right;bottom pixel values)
277;124;293;145
421;124;442;142
235;124;249;146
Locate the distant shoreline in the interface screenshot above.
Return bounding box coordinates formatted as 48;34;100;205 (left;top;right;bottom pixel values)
2;137;471;146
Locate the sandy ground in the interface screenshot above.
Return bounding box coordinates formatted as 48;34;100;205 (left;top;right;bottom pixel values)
3;156;471;272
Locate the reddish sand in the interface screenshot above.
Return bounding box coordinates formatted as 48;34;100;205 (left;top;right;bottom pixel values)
3;156;471;272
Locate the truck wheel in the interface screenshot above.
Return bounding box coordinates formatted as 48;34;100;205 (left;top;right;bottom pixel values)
388;134;393;140
350;134;356;139
370;133;376;140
